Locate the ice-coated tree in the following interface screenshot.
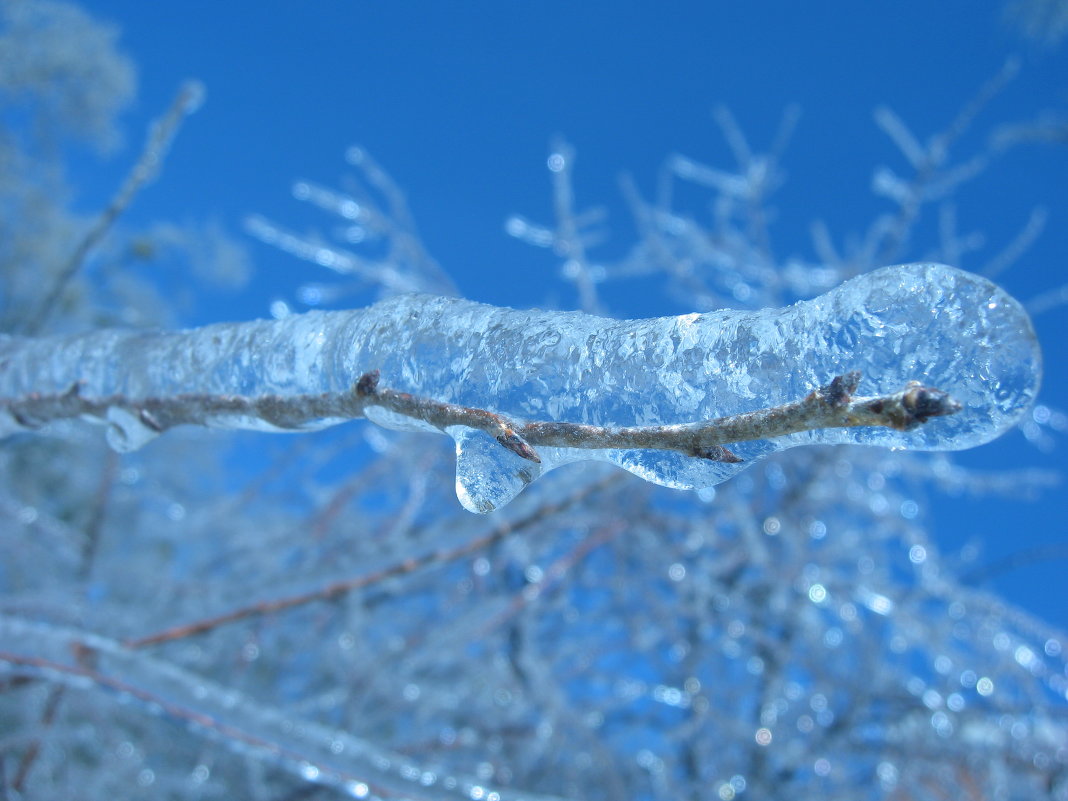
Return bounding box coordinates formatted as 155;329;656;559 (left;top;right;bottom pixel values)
1;2;1065;800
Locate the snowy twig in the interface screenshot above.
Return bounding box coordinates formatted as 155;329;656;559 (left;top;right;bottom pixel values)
871;61;1018;266
4;369;961;465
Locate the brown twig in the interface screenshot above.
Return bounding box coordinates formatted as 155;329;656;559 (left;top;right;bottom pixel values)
507;371;960;460
5;370;961;468
11;683;65;792
0;650;404;801
24;81;205;335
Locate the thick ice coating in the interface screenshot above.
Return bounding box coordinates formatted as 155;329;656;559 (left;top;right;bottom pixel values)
0;264;1041;512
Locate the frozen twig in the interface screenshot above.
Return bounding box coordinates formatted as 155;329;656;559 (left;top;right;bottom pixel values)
547;137;604;312
0;619;576;801
982;206;1048;279
245;145;456;299
24;81;205;334
124;473;621;648
1027;281;1068;316
3;369;961;467
511;372;961;460
871;61;1018;266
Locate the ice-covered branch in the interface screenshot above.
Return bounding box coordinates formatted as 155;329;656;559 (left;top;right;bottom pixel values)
355;369;962;463
0;616;573;801
24;80;205;335
0;263;1040;511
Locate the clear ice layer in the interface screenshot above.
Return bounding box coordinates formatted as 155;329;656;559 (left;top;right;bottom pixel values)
0;264;1041;512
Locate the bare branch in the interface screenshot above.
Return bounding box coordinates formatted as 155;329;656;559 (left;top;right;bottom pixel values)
513;372;961;459
24;81;205;334
124;473;620;648
4;369;961;466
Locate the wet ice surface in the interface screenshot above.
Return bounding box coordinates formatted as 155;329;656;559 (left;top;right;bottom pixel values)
0;264;1041;512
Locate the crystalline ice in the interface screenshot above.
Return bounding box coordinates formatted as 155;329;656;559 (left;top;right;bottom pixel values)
0;264;1040;512
351;263;1040;510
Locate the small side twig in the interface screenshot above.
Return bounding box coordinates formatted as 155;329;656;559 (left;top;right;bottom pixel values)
11;448;117;792
11;683;65;792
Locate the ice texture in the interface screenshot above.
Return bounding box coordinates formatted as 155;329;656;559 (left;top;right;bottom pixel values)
0;616;568;801
0;264;1041;512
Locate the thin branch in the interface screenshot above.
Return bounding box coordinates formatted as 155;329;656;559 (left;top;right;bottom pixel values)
548;137;602;313
960;543;1068;585
512;371;960;459
473;521;622;639
3;370;961;466
24;81;204;334
11;683;65;792
124;473;620;648
872;61;1018;266
0;649;412;801
1027;281;1068;316
981;206;1047;279
11;450;116;791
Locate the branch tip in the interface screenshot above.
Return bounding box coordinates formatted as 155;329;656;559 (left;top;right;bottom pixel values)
901;382;962;426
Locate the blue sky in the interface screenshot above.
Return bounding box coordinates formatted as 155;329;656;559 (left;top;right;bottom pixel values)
78;1;1067;624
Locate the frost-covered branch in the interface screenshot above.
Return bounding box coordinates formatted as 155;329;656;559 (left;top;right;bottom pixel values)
125;474;619;648
0;263;1040;511
0;616;573;801
24;80;205;335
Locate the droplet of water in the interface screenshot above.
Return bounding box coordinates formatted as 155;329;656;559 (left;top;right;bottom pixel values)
450;426;540;513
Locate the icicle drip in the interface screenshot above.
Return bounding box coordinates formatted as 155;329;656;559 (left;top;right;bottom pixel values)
0;264;1040;512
